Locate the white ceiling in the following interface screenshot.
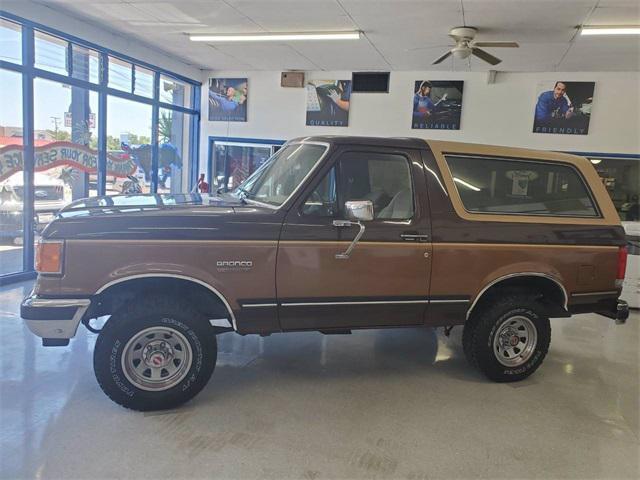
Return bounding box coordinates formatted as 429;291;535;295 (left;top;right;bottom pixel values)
30;0;640;72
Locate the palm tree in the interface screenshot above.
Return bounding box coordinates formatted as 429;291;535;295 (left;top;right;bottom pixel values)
158;111;173;143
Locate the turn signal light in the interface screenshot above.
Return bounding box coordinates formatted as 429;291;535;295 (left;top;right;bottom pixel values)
35;241;64;274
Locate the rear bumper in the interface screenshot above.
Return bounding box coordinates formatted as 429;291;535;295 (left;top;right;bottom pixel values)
21;294;91;344
596;299;630;325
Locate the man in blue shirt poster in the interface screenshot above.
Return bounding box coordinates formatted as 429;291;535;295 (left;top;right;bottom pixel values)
532;80;594;135
535;82;574;123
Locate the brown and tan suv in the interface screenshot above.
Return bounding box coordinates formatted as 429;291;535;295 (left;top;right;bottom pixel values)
21;136;629;411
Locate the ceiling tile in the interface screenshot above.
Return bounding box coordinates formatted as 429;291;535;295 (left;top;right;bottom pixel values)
226;0;354;31
213;44;318;70
587;6;640;25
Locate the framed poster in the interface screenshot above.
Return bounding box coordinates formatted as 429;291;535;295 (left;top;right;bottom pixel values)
533;81;594;135
208;78;248;122
412;80;464;130
305;79;351;127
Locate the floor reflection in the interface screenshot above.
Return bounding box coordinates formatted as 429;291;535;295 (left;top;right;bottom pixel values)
1;280;638;479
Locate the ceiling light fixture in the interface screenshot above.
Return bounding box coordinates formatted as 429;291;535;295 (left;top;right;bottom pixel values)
580;26;640;35
189;31;361;42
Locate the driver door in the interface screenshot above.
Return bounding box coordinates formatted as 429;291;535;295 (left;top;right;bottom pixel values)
276;146;432;331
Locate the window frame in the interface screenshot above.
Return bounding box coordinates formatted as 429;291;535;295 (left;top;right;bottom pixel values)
0;11;202;279
443;153;602;219
300;148;417;222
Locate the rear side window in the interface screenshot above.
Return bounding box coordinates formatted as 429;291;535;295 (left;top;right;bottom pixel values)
444;155;599;217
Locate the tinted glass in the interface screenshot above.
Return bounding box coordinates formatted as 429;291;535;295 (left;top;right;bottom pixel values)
445;155;599;217
338;152;414;220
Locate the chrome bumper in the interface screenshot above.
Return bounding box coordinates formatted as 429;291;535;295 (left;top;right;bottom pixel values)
21;294;91;344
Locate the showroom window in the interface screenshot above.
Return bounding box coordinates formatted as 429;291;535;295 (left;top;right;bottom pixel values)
0;12;201;281
0;68;24;275
0;18;21;64
445;155;599;217
209;138;284;192
585;154;640;221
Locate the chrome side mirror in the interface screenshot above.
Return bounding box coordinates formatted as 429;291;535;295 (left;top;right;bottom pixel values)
332;200;374;259
345;200;374;222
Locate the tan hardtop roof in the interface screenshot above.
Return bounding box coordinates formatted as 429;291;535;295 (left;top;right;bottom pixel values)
291;136;589;165
289;135;428;149
426;139;590;166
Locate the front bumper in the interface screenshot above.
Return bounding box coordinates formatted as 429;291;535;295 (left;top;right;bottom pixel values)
596;299;630;325
21;294;91;345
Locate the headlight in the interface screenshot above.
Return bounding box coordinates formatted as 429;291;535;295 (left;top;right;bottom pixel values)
35;240;64;275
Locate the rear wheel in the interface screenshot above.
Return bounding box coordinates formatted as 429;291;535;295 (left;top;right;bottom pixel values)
94;296;217;411
462;294;551;382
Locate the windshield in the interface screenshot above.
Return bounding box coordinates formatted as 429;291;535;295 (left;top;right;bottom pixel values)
232;143;327;207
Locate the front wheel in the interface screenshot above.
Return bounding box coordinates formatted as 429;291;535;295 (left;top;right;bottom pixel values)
462;294;551;382
94;296;217;411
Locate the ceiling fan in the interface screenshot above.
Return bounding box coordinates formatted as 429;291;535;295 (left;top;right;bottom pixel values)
431;26;519;65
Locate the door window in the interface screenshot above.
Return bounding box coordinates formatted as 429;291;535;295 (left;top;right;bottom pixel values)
338;152;414;220
302;167;337;217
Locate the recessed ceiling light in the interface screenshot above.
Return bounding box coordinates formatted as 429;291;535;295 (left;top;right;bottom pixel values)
189;31;361;42
581;26;640;35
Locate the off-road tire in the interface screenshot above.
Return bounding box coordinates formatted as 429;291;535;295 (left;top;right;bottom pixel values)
94;295;217;411
462;294;551;382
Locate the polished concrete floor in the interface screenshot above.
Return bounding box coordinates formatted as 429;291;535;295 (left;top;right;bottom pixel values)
1;280;638;479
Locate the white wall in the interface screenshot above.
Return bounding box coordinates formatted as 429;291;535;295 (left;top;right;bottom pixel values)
2;0;201;81
200;70;639;175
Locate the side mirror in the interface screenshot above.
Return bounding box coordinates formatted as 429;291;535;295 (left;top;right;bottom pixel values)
345;200;374;222
332;200;374;259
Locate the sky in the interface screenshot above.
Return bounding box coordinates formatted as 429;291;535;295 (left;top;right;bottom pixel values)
0;23;183;140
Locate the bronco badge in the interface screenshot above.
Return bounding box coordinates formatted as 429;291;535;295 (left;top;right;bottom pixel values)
216;260;253;272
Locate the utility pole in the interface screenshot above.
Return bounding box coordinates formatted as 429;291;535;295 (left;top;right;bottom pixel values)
50;116;61;140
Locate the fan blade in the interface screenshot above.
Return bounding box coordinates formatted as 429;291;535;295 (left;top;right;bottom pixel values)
432;50;453;65
473;41;519;48
407;44;454;52
471;47;502;65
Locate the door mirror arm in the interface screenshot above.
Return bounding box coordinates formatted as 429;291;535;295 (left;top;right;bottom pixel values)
332;220;366;259
332;200;373;259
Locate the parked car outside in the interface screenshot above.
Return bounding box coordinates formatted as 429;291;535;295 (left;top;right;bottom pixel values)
0;172;70;244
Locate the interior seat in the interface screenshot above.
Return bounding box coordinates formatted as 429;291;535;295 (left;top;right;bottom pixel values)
378;189;412;219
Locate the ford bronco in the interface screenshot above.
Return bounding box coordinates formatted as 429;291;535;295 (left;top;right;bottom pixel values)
21;136;629;411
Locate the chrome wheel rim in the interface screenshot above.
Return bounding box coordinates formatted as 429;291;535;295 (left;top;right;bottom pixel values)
492;315;538;367
121;326;193;391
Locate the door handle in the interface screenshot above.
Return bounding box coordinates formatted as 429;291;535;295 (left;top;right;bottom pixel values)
400;233;429;242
